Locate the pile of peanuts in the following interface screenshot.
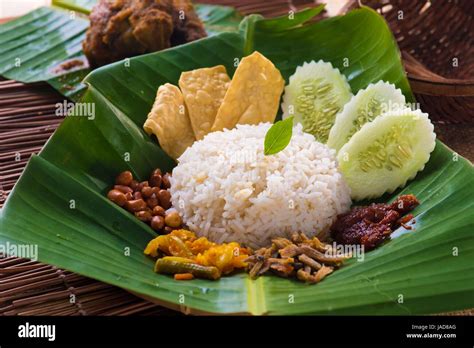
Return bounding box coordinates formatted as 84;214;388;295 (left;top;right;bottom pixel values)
107;168;182;233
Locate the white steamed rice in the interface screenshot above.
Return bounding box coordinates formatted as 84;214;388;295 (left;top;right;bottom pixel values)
170;123;351;249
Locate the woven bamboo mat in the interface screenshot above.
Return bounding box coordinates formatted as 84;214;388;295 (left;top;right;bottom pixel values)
0;0;319;316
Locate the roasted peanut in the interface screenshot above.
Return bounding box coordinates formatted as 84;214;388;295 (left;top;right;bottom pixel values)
165;211;182;228
115;171;133;186
110;168;173;228
146;196;159;209
152;205;166;216
151;215;165;231
130;180;139;191
157;189;171;209
137;181;149;191
114;185;133;194
107;189;127;207
135;210;152;222
151;168;162;177
141;186;153;198
161;173;171;189
125;199;147;212
149;174;162;188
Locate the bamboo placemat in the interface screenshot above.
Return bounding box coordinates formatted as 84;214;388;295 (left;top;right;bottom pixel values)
0;0;319;316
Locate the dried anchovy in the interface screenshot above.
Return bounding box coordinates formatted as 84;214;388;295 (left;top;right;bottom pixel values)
249;260;265;279
245;233;350;284
301;237;330;253
291;232;305;244
314;265;334;282
270;263;294;277
248;245;277;279
298;254;322;270
297;265;334;284
279;244;301;258
257;260;272;276
272;237;292;249
298;245;348;265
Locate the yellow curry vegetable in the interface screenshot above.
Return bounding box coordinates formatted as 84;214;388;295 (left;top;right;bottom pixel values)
144;229;251;279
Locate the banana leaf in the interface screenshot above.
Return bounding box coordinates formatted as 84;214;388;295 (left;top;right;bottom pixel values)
0;1;243;101
51;0;103;14
1;7;473;315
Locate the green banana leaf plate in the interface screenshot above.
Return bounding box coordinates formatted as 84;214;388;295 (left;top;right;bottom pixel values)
0;0;243;101
1;6;473;315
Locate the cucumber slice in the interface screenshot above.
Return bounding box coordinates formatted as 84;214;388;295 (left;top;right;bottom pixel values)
327;81;406;151
281;60;352;143
337;109;436;200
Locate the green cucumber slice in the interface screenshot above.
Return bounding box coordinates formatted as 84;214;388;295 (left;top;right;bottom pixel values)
337;109;436;200
281;60;352;143
327;81;406;151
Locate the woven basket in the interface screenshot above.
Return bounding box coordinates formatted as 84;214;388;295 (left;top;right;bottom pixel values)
341;0;474;124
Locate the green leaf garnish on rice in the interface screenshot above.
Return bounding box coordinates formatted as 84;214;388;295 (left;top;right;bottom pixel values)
264;116;294;155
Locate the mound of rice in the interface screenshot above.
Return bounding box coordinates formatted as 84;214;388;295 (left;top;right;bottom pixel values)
170;123;351;249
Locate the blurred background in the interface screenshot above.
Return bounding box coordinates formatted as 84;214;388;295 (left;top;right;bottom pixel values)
0;0;51;18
